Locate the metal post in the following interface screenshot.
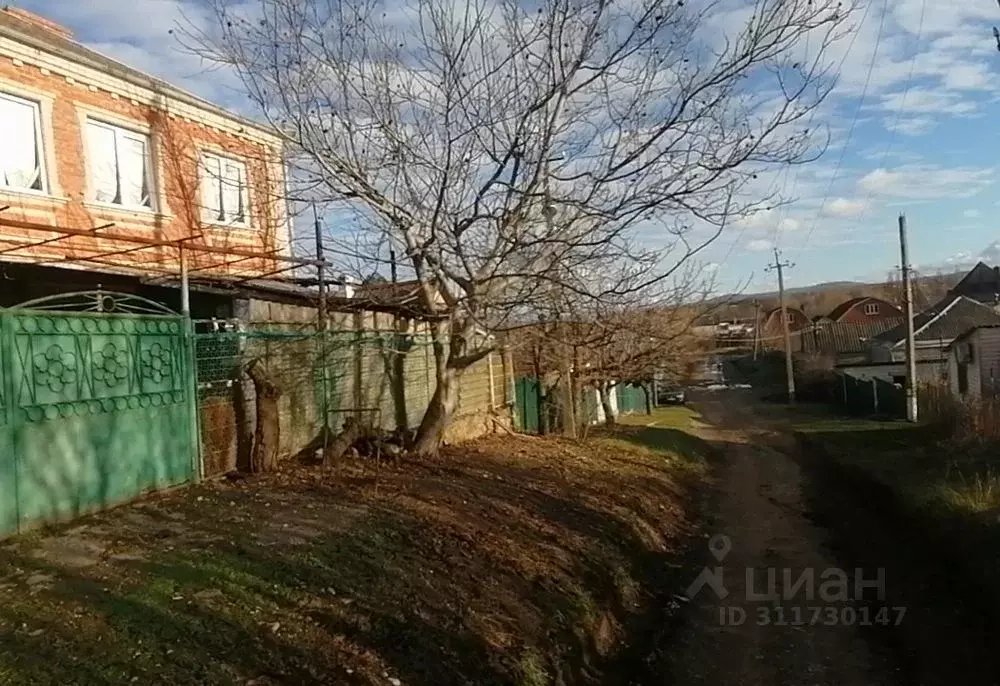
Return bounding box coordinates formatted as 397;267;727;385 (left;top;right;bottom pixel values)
752;298;761;361
179;243;190;317
899;214;919;422
487;351;497;410
178;242;202;481
314;205;331;441
314;204;327;332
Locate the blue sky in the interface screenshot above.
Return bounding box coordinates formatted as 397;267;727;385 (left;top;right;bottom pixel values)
18;0;1000;292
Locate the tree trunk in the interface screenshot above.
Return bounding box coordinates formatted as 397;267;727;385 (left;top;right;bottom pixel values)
246;358;281;473
560;345;577;438
412;366;460;457
599;383;617;427
642;383;653;415
322;417;363;469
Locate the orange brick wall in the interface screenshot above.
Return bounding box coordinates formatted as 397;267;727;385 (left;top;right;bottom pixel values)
0;51;287;277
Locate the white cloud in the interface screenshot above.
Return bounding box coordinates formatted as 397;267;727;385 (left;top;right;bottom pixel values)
825;197;866;218
980;242;1000;266
876;88;979;117
858;165;995;200
963;209;982;219
891;117;935;136
746;239;773;252
736;208;802;233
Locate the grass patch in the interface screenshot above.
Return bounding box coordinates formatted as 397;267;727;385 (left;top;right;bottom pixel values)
0;431;704;685
937;467;1000;514
618;405;700;430
609;406;715;466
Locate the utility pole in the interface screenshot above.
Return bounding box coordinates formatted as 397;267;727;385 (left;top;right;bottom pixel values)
313;204;327;331
766;249;796;405
752;298;761;361
899;214;918;422
314;204;331;453
542;120;576;437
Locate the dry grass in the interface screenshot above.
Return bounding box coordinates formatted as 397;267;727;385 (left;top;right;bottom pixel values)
0;429;708;685
938;468;1000;514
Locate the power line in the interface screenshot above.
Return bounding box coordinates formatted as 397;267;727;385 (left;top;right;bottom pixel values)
795;0;890;256
838;0;928;246
769;0;878;250
717;0;879;266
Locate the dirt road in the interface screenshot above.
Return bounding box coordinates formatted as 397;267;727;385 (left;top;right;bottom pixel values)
663;393;901;685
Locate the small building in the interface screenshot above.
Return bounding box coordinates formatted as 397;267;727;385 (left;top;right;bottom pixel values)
827;296;903;324
759;306;809;352
871;295;1000;364
837;359;948;387
946;325;1000;400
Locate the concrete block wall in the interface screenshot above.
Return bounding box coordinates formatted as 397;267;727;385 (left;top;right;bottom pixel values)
197;300;513;474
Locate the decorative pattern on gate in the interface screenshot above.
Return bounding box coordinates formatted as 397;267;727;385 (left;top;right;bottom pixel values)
11;312;186;422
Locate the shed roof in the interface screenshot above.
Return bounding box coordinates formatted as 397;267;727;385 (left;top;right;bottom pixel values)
875;295;1000;346
812;318;904;354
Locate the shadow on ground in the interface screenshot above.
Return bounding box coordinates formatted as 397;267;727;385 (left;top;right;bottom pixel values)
0;428;720;685
795;420;1000;686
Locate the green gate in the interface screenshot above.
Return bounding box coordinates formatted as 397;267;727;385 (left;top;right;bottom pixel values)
0;292;197;534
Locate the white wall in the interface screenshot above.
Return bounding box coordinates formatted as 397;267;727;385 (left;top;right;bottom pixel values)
592;384;622;425
840;361;947;385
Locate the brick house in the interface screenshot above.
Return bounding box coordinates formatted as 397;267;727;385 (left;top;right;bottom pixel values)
826;296;903;324
0;7;290;304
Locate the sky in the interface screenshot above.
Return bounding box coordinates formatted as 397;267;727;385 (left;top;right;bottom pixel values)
16;0;1000;292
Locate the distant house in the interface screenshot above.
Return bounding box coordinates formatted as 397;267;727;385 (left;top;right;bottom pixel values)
871;295;1000;364
946;326;1000;400
827;296;903;324
949;262;1000;306
759;306;809;352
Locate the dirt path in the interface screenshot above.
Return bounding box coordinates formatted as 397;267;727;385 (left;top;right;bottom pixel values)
662;393;901;685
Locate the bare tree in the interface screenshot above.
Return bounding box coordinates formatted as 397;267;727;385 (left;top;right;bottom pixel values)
181;0;854;455
571;297;703;426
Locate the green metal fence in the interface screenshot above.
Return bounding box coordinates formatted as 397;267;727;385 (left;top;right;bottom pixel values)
616;383;647;415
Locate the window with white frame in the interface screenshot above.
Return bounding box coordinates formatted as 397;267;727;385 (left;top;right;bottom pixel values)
86;120;153;209
201;153;249;225
0;93;45;192
864;303;880;316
